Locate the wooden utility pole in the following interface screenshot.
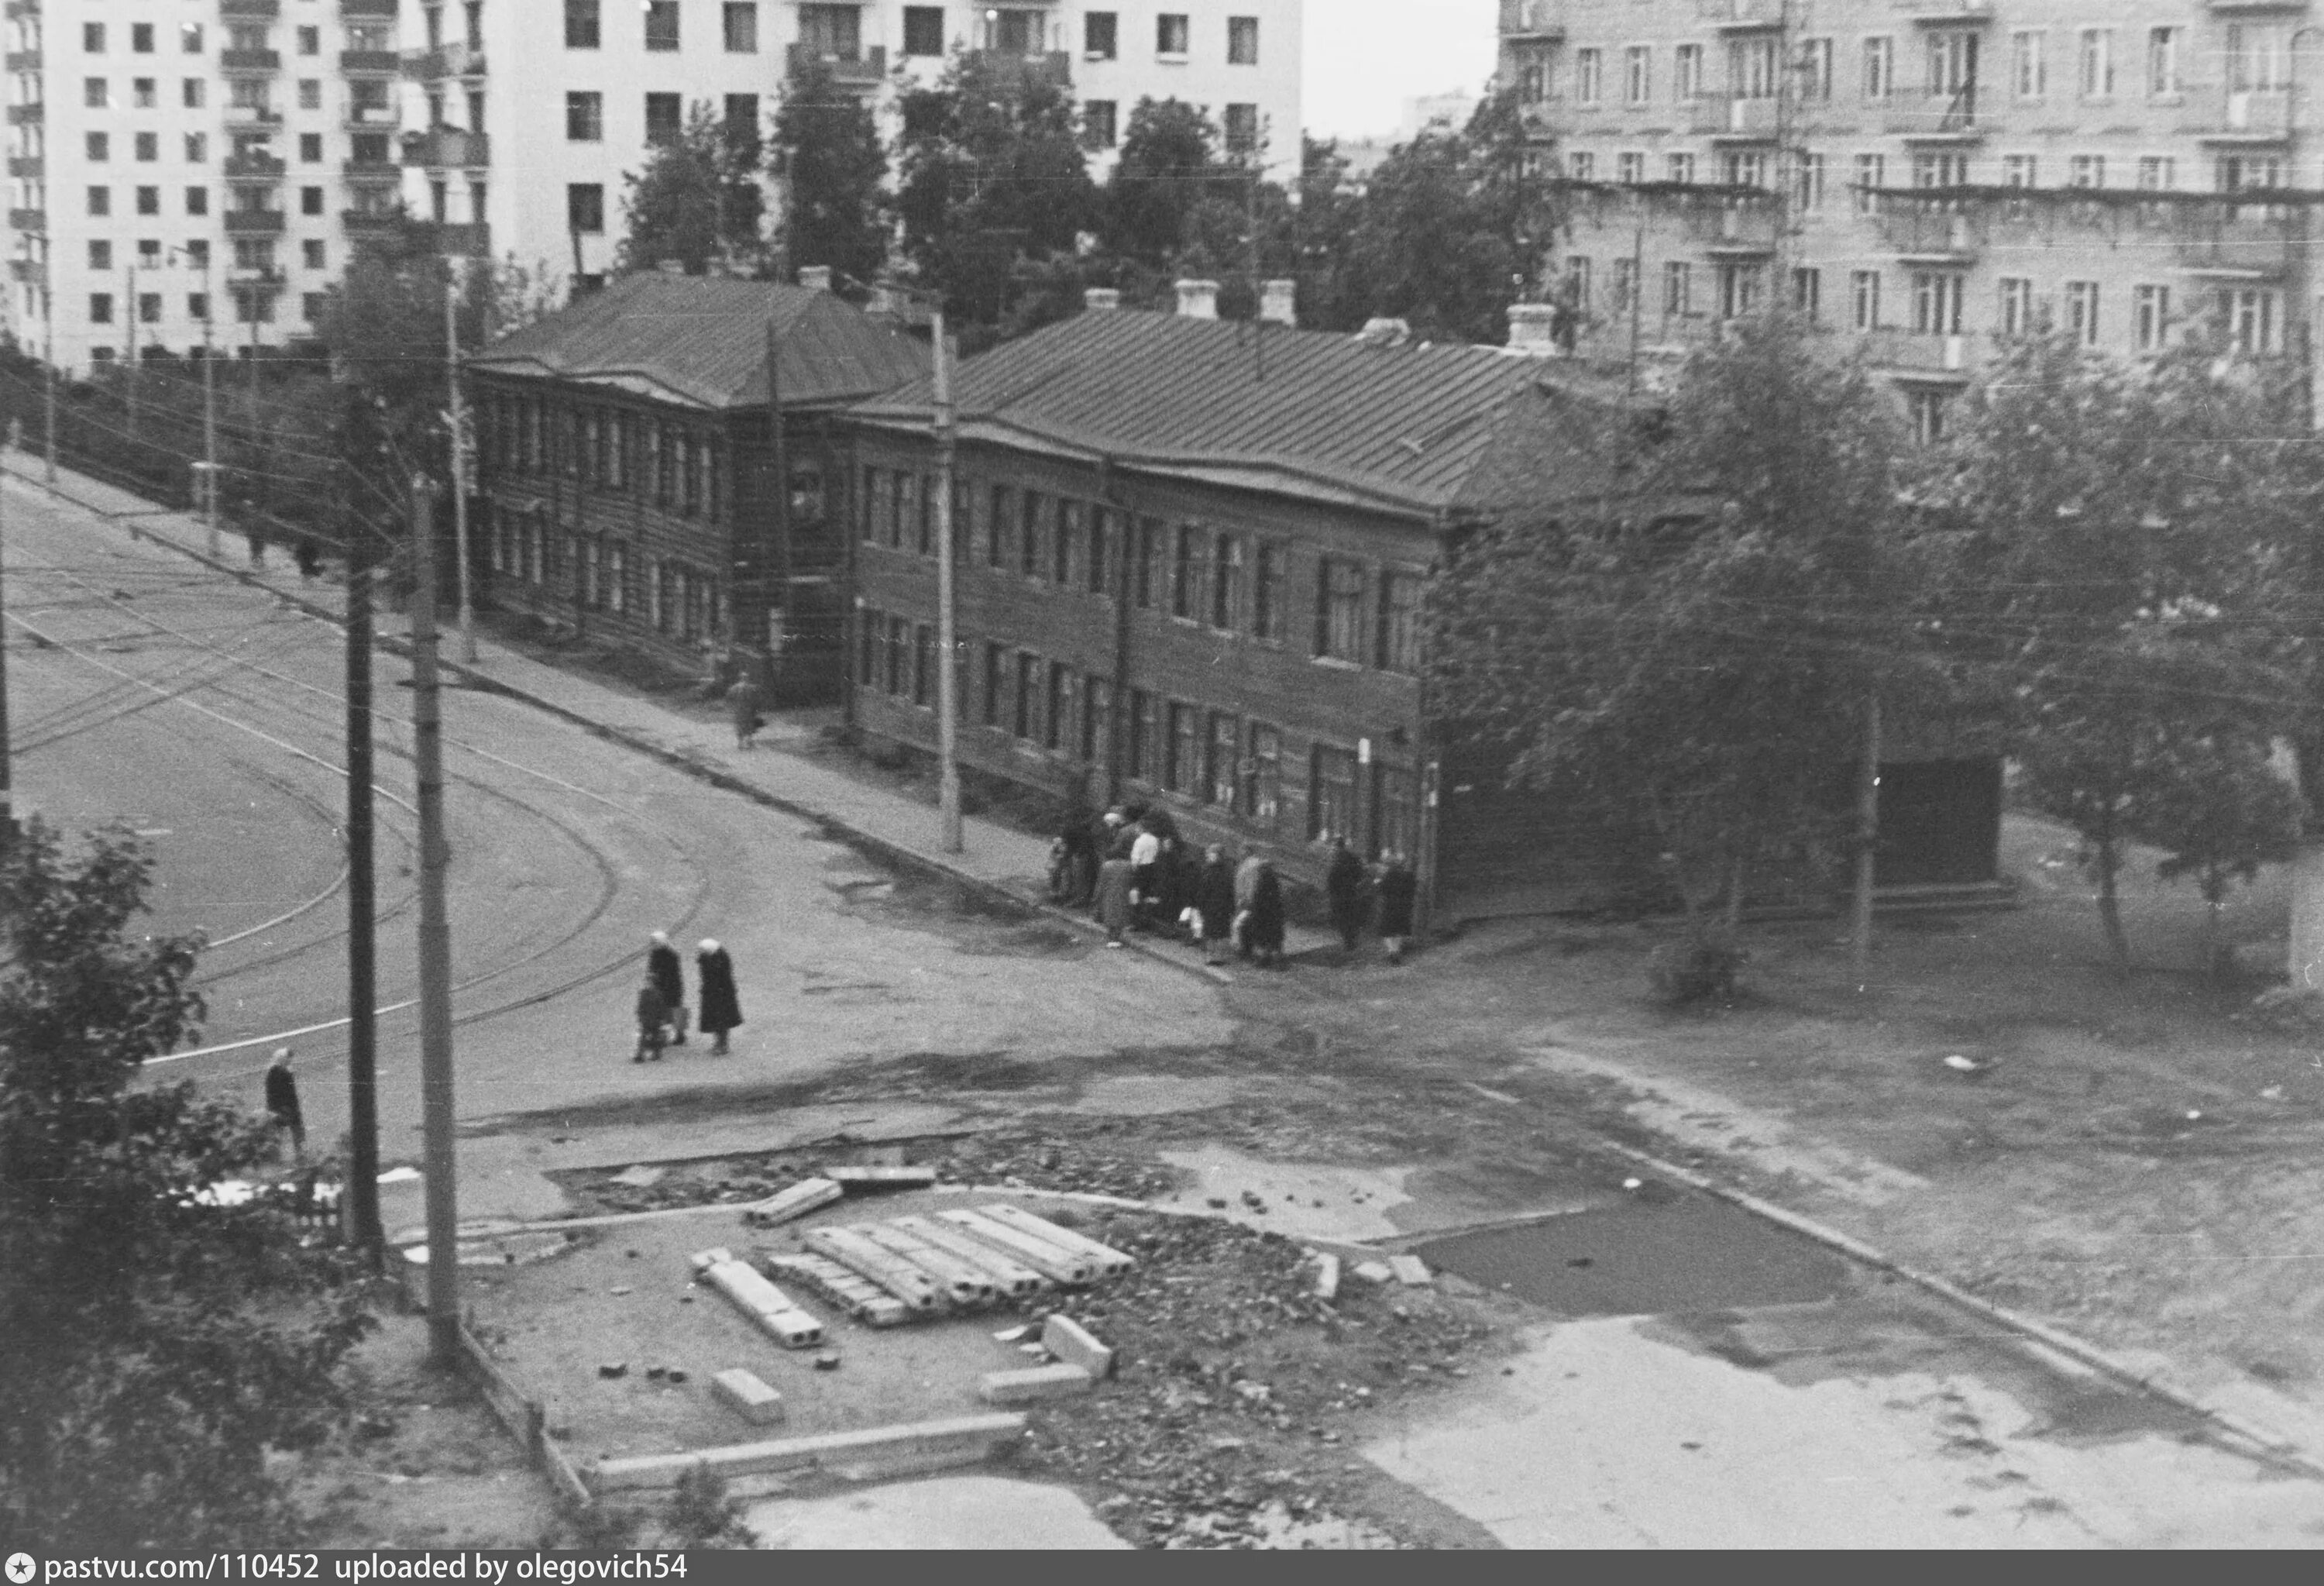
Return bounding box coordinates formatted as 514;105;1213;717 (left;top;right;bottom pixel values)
0;464;12;855
1851;693;1881;989
125;265;139;442
445;274;476;662
761;318;791;695
933;308;961;853
409;480;461;1364
343;468;381;1258
201;257;219;559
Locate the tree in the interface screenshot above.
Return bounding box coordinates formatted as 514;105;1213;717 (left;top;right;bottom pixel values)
1101;98;1226;267
0;822;374;1550
2138;736;2302;979
775;64;889;287
617;101;769;279
1937;331;2298;971
1429;318;1923;974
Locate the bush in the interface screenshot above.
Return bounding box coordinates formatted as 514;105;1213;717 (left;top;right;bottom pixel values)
1647;933;1745;1007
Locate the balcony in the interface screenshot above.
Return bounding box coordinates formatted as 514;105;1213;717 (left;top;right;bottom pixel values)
1860;326;1975;381
223;208;286;235
1518;96;1564;138
401;126;486;167
219;0;280;16
1;2;38;20
1690;93;1783;139
1498;0;1565;39
341;48;401;74
1884;87;1983;139
342;157;400;182
1875;199;1982;260
3;49;36;71
8;257;43;281
223;151;286;178
401;41;483;79
342;208;400;235
339;0;397;14
231;267;287;293
2195;87;2295;141
5;154;38;178
5;103;43;125
343;104;399;129
2205;0;2306;10
1684;198;1780;253
1891;0;1995;19
220;47;280;72
1697;0;1786;28
5;206;42;231
435;220;489;256
2174;207;2295;276
788;43;889;88
222;104;284;127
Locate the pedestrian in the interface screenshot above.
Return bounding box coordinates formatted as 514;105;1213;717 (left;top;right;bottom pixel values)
1325;837;1372;956
1247;860;1287;968
647;930;686;1047
1128;820;1163;933
1058;808;1098;908
634;972;668;1063
1094;845;1135;947
1233;848;1267;959
263;1047;304;1158
244;517;267;569
1196;845;1238;966
294;535;322;581
696;938;742;1054
1374;850;1419;965
726;672;763;752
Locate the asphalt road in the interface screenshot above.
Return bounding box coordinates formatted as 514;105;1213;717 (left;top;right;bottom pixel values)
2;476;1224;1167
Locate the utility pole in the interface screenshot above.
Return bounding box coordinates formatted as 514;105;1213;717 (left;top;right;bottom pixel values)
409;479;461;1364
1851;694;1880;989
933;308;961;854
42;286;56;488
445;273;476;662
125;264;139;442
762;318;792;696
0;462;12;857
202;256;218;559
343;466;381;1259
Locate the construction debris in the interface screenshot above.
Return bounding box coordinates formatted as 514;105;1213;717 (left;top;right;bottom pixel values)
689;1247;824;1348
711;1368;785;1426
743;1177;843;1227
1042;1314;1116;1380
979;1364;1095;1405
1387;1254;1433;1288
760;1251;912;1327
823;1164;940;1190
1350;1260;1394;1286
803;1226;945;1312
1310;1252;1342;1302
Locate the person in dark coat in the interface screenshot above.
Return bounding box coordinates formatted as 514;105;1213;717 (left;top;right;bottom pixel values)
1195;845;1239;966
633;975;668;1062
726;674;763;750
1160;836;1201;942
1058;810;1099;907
696;938;742;1054
264;1047;304;1158
647;931;686;1045
1094;848;1135;947
1374;850;1419;964
294;535;323;580
1247;862;1287;968
1325;838;1372;955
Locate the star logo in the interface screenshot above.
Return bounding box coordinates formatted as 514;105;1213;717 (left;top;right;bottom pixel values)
5;1553;36;1584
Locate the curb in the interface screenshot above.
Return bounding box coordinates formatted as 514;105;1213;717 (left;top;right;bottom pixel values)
588;1412;1028;1492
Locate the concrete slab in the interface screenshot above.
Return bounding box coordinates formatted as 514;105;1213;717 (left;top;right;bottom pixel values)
464;1103;973;1175
1156;1146;1415;1242
745;1475;1132;1550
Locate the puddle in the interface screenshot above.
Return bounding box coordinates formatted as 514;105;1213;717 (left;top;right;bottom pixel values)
1413;1194;1853;1316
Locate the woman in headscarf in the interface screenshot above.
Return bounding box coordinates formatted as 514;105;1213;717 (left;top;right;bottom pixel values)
696;938;743;1054
1195;845;1239;966
647;931;686;1045
1248;861;1287;968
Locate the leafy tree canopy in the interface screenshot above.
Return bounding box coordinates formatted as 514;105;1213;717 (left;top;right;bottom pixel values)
616;101;770;280
775;65;890;289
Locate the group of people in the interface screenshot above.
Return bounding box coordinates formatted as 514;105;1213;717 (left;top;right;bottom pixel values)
635;931;743;1061
1049;808;1415;968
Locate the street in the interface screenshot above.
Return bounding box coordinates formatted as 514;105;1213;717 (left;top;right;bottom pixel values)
9;471;2324;1548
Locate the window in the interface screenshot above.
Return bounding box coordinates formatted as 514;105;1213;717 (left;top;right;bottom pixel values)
297;79;321;111
1999;276;2034;336
1906;390;1949;446
1164;703;1199;794
2138;156;2175;192
293;24;317;56
905;7;947;57
84;77;108;108
88;291;115;325
1376;571;1419;673
2133;284;2169;352
567;182;602;233
1575;46;1601;107
724;95;760;157
986;484;1013;567
1126;690;1153;779
1044;662;1071;748
1617;151;1645;184
1250;542;1283;640
1566;256;1591;311
1854;153;1885;214
645;94;681;146
1084;11;1116;60
1315;557;1363;662
1567;151;1594;181
1051;500;1078;582
1019;490;1043;576
1084;101;1118;150
1912;270;1963;335
132;184;156;215
1245;724;1281;829
1800;37;1832;101
88;239;111;270
299;185;321;215
1851;269;1882;330
1136;518;1163;607
1913;150;1968;189
566;91;601;142
1611;256;1638;316
1862;36;1893;100
2064;280;2099;346
1926;30;1976;98
134;132;156;162
564;0;599;49
1171;524;1204;619
1012;652;1040;740
2069;154;2105;189
644;0;678;51
85;132;108;163
2001;153;2036;190
186;185;207;215
1309;745;1357;843
303;239;325;269
1624;45;1651;105
1157;13;1188;57
183;23;205;54
1085;506;1113;593
136;240;160;268
1792;151;1824;212
2011;30;2044;100
1717;261;1762;320
1081;677;1112;764
2222;287;2281;356
1675;43;1702;101
2229;24;2292;93
1664;260;1693;317
1211;534;1241;629
723;2;756;52
83;22;103;54
1666;152;1696;184
1201;713;1239;808
127;22;154;56
1791;266;1820;322
1722;150;1765;189
2147;27;2180;98
1228;15;1258;66
183;78;204;108
1224;104;1259;157
1731;35;1778;98
2078;29;2113;98
87;184;109;216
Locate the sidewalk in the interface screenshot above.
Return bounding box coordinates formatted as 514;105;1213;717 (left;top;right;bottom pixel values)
2;452;1332;979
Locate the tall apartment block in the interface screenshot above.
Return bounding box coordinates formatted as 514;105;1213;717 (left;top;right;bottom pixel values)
1498;0;2324;437
6;0;413;372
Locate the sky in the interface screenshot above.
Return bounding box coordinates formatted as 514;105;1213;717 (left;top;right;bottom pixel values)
1301;0;1502;139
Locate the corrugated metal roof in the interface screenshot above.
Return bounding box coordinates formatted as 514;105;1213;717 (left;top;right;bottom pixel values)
854;309;1597;518
469;273;930;411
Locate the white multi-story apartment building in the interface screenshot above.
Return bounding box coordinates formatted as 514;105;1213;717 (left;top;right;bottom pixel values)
5;1;1300;373
7;0;410;372
1499;0;2324;439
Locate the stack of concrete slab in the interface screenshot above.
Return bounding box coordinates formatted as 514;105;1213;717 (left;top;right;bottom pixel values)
759;1202;1136;1327
689;1247;825;1348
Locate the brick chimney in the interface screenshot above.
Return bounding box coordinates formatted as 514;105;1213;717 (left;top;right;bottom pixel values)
1506;303;1560;357
1174;278;1221;319
1260;279;1297;328
798;265;834;292
1084;287;1122;311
